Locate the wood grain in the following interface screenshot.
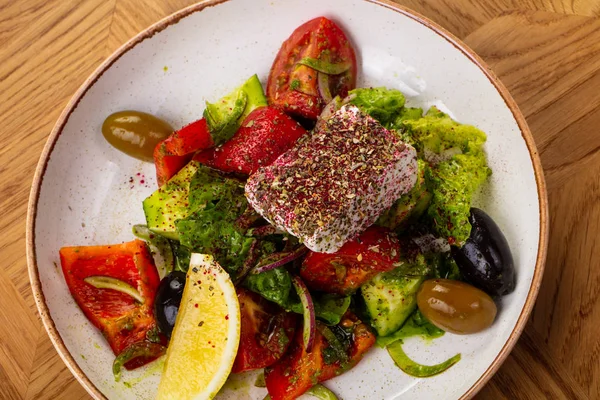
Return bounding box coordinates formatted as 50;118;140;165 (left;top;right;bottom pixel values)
1;0;599;399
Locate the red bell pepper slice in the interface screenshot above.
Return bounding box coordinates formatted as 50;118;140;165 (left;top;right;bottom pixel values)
194;106;306;175
59;240;165;370
300;226;402;294
154;141;193;187
153;118;214;186
163;118;214;156
265;312;375;400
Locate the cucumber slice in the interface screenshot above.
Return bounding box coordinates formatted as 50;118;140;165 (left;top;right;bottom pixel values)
143;161;200;240
204;88;247;145
204;74;268;145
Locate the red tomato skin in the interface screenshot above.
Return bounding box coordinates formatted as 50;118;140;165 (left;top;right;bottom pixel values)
59;240;165;369
265;312;375;400
300;226;401;294
194;106;306;175
267;17;357;120
232;289;297;373
264;323;327;400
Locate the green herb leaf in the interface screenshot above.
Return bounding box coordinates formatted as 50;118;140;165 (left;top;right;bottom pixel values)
176;166;253;276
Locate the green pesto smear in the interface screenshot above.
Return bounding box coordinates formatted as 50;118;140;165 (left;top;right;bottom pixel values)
376;310;445;348
348;87;491;245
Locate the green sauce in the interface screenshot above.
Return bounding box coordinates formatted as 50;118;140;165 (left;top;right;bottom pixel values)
387;340;461;378
376;310;444;348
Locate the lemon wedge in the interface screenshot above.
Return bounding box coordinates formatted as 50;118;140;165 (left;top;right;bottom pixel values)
157;254;240;400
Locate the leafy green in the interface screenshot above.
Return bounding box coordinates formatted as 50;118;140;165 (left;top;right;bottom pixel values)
315;293;351;325
433;252;462;280
289;293;351;326
347;87;406;126
244;268;351;325
244;268;292;306
176;166;253;276
387;339;460;377
186;166;244;212
169;240;192;273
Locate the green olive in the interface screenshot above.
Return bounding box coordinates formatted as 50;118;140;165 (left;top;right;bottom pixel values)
417;279;497;335
102;110;173;162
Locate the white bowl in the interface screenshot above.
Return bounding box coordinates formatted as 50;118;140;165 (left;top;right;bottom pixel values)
27;0;548;399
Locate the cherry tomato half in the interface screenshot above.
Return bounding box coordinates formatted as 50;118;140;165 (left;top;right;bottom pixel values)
267;17;357;120
232;288;297;373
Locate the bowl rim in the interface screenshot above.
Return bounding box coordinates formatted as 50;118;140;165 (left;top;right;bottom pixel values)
26;0;549;398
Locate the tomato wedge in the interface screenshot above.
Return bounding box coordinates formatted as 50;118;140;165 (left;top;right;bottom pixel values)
267;17;357;120
59;240;165;369
300;226;401;294
265;312;375;400
194;106;306;175
232;288;297;373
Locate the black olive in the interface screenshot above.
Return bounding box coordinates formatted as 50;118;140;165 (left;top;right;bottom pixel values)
451;208;515;297
154;271;187;338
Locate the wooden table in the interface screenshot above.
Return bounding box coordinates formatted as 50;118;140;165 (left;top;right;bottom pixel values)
1;0;598;399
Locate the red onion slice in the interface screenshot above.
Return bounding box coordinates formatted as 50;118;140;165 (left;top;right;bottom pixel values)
235;208;263;231
234;239;260;285
292;275;316;352
318;72;333;104
315;96;342;131
251;246;308;275
248;225;284;237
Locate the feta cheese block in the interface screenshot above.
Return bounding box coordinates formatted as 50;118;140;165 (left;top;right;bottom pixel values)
245;105;418;253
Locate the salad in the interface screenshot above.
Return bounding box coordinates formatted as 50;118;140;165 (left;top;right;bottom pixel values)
59;16;516;400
